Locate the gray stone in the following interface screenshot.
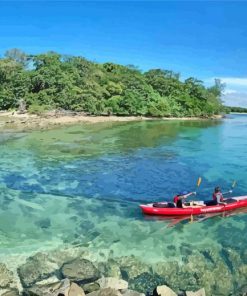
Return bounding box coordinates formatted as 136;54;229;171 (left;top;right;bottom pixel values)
23;286;51;296
61;259;100;284
81;282;100;294
35;276;60;286
97;277;128;290
47;248;85;269
18;253;58;288
0;290;19;296
117;256;150;280
68;283;85;296
129;272;166;294
0;264;15;289
121;289;145;296
86;288;121;296
186;288;206;296
97;260;121;278
23;278;70;296
155;285;177;296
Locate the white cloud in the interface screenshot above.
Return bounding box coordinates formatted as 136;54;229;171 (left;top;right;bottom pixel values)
206;76;247;107
219;77;247;87
206;77;247;88
222;92;247;107
222;89;237;95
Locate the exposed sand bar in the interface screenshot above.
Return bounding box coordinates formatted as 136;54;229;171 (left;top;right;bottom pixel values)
0;111;223;132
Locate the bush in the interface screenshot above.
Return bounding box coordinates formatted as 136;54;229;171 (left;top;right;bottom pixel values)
28;104;50;115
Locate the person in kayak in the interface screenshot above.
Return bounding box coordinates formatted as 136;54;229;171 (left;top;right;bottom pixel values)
204;186;233;206
213;186;224;204
212;186;232;205
173;191;196;208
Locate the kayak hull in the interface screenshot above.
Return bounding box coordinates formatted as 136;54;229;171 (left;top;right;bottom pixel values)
140;196;247;216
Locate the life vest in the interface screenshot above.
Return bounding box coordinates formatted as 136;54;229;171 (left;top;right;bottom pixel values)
173;195;182;208
213;192;224;202
173;195;179;204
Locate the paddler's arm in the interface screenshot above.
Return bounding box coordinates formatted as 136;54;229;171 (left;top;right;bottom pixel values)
222;190;233;196
183;192;196;199
216;193;227;205
218;190;233;205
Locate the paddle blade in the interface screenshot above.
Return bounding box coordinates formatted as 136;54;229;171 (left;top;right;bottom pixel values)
232;180;237;188
197;177;202;187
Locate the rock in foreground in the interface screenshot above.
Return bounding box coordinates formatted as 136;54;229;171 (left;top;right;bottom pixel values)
61;258;100;284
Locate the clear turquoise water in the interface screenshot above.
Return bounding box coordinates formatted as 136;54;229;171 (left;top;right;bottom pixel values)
0;115;247;292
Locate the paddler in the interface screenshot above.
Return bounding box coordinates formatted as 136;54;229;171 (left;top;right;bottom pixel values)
173;191;196;208
212;186;232;205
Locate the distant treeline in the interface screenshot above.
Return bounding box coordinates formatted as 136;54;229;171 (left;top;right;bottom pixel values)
0;48;225;117
226;106;247;113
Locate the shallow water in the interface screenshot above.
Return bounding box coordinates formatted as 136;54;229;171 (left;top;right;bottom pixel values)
0;115;247;292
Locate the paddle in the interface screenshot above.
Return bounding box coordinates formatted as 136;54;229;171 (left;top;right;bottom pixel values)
232;180;237;189
197;177;202;191
221;181;237;215
191;177;202;201
222;180;237;195
190;177;202;222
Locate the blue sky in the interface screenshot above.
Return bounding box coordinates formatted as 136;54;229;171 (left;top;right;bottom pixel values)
1;1;247;106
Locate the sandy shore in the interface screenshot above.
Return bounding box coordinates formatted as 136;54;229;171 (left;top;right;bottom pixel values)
0;111;223;132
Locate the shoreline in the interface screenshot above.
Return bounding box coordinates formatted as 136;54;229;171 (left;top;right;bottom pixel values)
0;111;223;132
230;112;247;114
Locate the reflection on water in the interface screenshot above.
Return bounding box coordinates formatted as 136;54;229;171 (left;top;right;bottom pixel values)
0;116;246;294
143;206;247;227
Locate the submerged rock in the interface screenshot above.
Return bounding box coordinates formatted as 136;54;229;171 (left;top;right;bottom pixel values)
152;261;179;289
128;272;167;294
81;282;100;294
34;218;51;229
96;277;128;290
86;287;121;296
46;248;85;268
0;290;19;296
61;258;100;284
235;266;247;293
117;256;151;280
97;259;121;278
159;250;233;295
23;278;70;296
0;263;16;289
18;253;59;288
235;284;247;296
121;289;145;296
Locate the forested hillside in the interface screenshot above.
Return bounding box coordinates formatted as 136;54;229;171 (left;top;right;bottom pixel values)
226;106;247;113
0;48;224;117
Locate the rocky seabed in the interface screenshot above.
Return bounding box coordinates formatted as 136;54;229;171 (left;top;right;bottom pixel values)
0;247;246;296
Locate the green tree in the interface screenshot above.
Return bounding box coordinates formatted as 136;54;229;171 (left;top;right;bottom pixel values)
0;49;225;117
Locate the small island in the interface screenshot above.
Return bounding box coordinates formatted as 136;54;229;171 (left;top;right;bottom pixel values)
1;48;224;122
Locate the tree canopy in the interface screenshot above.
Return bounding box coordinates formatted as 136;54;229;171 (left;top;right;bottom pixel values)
0;48;225;117
226;106;247;113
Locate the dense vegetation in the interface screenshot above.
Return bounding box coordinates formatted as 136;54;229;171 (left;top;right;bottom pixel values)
0;48;224;117
226;106;247;113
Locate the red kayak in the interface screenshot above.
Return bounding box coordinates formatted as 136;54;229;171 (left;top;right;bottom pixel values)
140;196;247;216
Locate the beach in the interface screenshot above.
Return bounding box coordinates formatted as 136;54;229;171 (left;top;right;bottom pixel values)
0;111;223;132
